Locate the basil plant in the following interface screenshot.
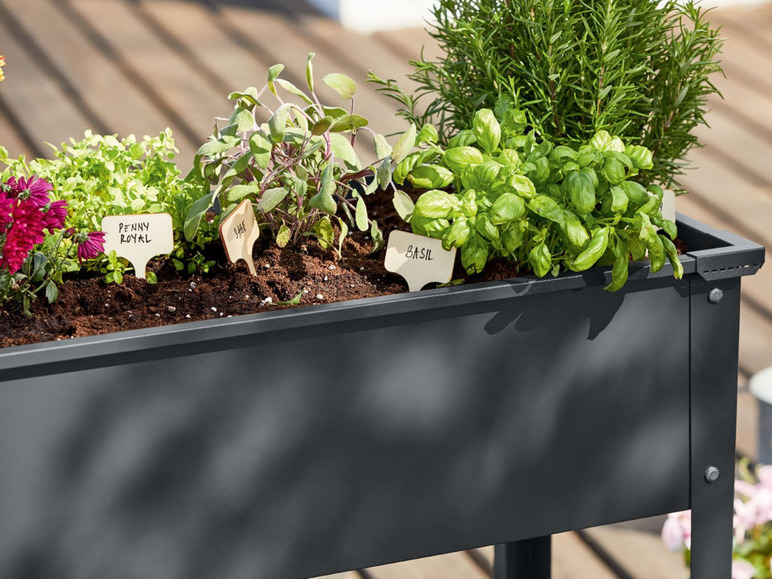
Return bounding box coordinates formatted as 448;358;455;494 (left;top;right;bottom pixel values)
393;105;683;291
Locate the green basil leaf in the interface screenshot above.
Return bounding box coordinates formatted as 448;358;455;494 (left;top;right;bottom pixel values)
417;124;439;145
447;129;477;148
473;108;502;153
604;238;630;292
442;217;471;250
560;210;590;250
528;195;564;223
443;146;484;173
490;193;525;225
529;243;552;277
408;164;455;190
572;227;610;271
662;236;684;279
413;190;455;219
626;145;654;170
460;234;489;274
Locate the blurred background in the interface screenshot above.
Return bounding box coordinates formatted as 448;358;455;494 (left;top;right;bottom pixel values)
1;0;771;576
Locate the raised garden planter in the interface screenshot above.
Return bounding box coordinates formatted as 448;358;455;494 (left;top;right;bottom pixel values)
0;213;763;579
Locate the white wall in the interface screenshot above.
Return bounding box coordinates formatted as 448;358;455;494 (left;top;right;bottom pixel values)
309;0;769;33
307;0;436;33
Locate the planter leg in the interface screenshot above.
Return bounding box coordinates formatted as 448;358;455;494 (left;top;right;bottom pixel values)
494;536;551;579
689;278;741;579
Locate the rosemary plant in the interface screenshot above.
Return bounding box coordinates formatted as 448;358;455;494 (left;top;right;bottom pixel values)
370;0;723;190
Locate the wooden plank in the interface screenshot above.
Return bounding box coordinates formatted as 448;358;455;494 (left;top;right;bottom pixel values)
737;388;758;459
373;27;443;64
1;0;181;148
704;7;772;94
0;15;91;154
582;525;688;579
0;102;34;160
693;111;772;188
363;551;487;578
217;5;406;135
472;532;617;579
70;0;230;161
296;14;423;93
138;0;276;94
679;147;772;248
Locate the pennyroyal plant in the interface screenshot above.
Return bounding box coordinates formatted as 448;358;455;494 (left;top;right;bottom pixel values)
393;105;681;291
0;130;217;283
185;54;415;256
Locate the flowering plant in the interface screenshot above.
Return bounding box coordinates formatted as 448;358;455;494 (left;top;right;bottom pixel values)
0;173;105;312
0;55;6;82
663;465;772;579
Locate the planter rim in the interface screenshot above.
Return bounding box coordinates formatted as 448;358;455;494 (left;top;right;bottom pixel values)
0;213;763;380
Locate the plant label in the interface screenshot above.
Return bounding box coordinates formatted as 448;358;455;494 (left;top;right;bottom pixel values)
661;189;676;223
102;213;174;279
219;199;260;276
384;230;457;292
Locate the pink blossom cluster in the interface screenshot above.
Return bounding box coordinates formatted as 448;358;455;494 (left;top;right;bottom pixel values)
0;175;105;275
0;176;67;274
662;465;772;579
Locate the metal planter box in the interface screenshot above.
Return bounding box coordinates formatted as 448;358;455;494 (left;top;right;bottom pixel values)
0;214;764;579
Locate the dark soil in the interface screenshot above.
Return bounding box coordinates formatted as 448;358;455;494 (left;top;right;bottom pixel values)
0;189;684;349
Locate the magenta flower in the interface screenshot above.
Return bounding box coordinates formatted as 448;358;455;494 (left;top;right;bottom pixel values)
43;199;68;232
0;190;12;230
76;231;106;262
7;175;53;208
0;199;46;274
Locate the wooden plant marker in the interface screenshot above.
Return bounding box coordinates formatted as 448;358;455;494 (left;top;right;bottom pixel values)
661;189;676;223
219;199;260;276
384;230;457;292
102;213;174;279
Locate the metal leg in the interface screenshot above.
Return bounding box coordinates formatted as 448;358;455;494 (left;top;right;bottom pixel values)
494;536;551;579
689;278;741;579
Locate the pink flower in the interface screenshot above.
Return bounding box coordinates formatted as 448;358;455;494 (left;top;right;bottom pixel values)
0;191;12;230
0;195;47;274
76;231;106;262
43;199;68;232
8;175;53;208
662;510;691;551
732;559;756;579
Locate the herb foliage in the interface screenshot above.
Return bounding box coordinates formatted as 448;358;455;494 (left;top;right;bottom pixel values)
370;0;723;190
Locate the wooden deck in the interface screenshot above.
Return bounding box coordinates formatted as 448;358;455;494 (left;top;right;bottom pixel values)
1;0;770;576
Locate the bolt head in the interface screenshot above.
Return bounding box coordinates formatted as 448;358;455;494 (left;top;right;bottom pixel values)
708;288;724;304
705;466;720;483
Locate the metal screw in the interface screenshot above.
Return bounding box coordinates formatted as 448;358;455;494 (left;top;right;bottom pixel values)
705;466;720;483
708;288;724;304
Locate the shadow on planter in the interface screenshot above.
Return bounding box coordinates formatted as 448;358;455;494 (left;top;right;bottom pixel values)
0;214;763;579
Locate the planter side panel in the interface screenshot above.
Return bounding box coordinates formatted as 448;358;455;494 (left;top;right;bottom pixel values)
0;278;690;578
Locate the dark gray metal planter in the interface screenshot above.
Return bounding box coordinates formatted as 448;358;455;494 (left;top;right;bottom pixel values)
0;214;763;579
